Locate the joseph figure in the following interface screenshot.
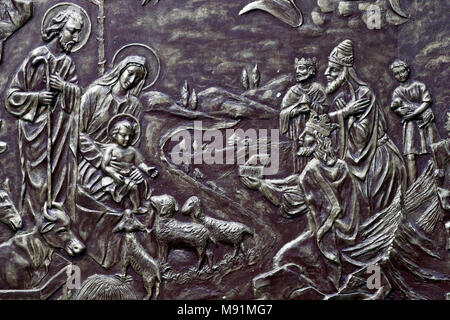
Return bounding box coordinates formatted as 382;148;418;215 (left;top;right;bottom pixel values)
5;8;84;225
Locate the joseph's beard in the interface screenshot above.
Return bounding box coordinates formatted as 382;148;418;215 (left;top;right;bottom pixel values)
59;36;75;53
63;42;75;53
325;70;347;95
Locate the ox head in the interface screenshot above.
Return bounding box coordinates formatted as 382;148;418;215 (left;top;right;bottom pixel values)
0;179;22;231
181;196;202;219
150;194;179;218
39;202;85;256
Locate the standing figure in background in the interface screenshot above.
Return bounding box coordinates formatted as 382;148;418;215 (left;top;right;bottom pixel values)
280;57;326;173
390;59;439;185
5;7;84;226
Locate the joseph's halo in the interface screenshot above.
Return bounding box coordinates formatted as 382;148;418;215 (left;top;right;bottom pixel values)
41;2;92;53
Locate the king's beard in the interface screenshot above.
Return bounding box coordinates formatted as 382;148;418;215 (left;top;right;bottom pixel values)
296;72;312;83
298;140;336;165
325;68;348;95
297;146;315;157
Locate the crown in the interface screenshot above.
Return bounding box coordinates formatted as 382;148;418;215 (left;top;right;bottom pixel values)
305;111;339;137
295;57;317;69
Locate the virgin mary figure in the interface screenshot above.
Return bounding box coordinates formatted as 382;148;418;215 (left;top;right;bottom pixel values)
78;55;147;202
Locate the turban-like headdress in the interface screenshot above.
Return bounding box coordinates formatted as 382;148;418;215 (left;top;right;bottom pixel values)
328;39;354;67
328;39;367;87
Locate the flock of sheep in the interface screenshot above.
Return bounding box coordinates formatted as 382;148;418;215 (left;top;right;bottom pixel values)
113;194;254;299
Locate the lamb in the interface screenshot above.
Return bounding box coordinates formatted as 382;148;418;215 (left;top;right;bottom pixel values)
181;196;253;258
113;209;161;300
150;194;216;270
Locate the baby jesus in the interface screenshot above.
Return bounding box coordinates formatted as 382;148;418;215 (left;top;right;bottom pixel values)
101;115;158;214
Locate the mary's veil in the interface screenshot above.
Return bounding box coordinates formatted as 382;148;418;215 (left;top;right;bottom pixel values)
94;55;148;97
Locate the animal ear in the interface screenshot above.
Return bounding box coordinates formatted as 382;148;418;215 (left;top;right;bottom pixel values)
40;221;55;234
174;200;179;212
295;57;299;64
42;203;58;222
3;178;11;195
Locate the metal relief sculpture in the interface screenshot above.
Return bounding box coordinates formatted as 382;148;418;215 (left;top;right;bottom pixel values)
239;0;409;28
151;194;216;271
0;0;448;300
0;201;84;289
5;3;88;228
240;0;303;28
103;113;158;213
325;40;407;215
390;59;439;185
280;57;326;173
0;179;21;231
181;196;254;258
112;209;161;300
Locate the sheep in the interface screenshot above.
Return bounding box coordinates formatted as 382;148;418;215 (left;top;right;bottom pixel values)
181;196;253;258
150;194;216;271
113;209;161;300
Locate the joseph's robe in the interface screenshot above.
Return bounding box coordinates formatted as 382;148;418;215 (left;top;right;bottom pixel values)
5;46;81;225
